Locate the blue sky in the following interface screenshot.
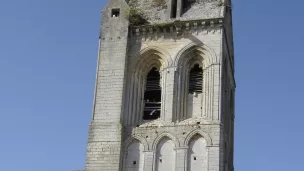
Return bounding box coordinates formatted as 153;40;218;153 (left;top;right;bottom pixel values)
0;0;303;171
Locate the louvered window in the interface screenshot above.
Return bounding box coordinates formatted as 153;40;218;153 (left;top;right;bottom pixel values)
188;64;203;94
143;67;161;120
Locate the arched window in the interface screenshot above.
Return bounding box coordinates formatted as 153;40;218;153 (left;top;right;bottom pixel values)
143;67;161;120
124;140;144;171
187;135;208;171
124;49;168;126
155;137;175;171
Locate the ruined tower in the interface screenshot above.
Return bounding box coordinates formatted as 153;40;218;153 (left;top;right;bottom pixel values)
85;0;235;170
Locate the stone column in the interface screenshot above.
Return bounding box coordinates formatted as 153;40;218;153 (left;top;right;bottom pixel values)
175;147;188;171
207;146;220;171
143;150;154;171
163;67;177;122
176;0;182;17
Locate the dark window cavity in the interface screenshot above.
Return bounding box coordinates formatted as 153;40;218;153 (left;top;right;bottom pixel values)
188;64;203;94
171;0;177;18
182;0;195;15
111;9;120;17
143;67;161;120
230;90;234;108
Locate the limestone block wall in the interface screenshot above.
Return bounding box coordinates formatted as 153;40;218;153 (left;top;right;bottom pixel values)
119;19;226;171
123;20;223;126
80;1;235;171
85;0;129;170
123;123;221;171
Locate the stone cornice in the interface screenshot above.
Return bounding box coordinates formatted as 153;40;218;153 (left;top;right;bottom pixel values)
129;18;224;37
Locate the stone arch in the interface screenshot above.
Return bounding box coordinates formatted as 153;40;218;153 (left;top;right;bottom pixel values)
174;42;218;68
123;138;145;171
184;129;213;146
187;134;208;171
173;42;219;121
152;132;180;150
124;135;149;151
125;46;172;125
131;46;173;74
155;137;176;171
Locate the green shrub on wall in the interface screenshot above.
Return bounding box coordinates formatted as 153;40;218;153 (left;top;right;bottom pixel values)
124;8;148;26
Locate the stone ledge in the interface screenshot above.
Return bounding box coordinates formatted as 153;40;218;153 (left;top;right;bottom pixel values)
129;18;224;36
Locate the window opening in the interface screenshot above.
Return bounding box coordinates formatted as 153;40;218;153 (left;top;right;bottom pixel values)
143;67;161;120
182;0;189;12
182;0;195;15
188;64;203;94
133;161;137;165
230;90;234;108
171;0;177;18
111;9;120;17
194;156;197;160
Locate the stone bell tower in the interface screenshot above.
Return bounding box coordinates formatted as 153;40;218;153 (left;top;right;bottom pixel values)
84;0;235;171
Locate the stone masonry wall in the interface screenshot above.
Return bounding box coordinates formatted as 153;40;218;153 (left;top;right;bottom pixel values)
127;0;224;23
85;0;129;170
81;0;235;171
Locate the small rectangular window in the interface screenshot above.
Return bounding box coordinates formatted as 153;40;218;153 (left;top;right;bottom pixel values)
111;9;120;17
194;156;197;160
133;161;136;165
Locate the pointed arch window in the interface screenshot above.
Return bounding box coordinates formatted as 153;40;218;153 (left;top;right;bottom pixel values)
143;67;161;120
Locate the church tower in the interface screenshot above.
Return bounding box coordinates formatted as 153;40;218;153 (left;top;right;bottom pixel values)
85;0;235;171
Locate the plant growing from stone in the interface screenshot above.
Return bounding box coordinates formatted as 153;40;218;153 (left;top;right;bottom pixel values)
124;8;148;26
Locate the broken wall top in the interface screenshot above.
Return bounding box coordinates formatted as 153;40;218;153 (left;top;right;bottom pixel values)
128;0;224;23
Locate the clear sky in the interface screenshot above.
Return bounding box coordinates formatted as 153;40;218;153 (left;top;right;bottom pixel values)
0;0;303;171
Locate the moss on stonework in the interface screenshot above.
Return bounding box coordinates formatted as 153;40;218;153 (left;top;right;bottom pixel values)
151;21;177;29
124;8;149;26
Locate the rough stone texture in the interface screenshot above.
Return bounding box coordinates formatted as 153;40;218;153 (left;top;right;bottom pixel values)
85;0;129;170
128;0;223;23
181;1;223;20
71;0;235;171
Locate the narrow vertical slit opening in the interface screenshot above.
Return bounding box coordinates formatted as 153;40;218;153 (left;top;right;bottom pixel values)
171;0;177;18
143;67;161;120
188;64;203;94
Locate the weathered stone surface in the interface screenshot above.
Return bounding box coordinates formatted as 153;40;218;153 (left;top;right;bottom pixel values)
128;0;223;23
70;0;235;171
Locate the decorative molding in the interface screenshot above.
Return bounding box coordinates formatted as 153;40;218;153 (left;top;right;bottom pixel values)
130;46;173;73
124;134;149;151
152;132;180;150
129;18;224;38
184;129;213;146
174;42;219;67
